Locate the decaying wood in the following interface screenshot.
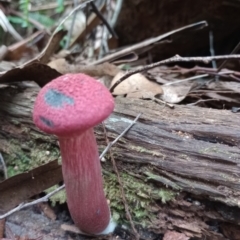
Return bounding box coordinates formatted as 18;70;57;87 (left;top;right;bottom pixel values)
1;84;240;239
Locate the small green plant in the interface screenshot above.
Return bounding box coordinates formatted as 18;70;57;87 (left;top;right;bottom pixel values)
56;0;64;13
19;0;30;27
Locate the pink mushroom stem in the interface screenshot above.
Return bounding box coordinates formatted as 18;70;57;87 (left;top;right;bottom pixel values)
59;128;110;234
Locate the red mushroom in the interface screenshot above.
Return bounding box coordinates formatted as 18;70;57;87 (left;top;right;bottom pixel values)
33;73;115;234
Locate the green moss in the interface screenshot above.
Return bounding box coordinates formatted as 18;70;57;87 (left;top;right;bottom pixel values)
46;185;67;206
103;170;176;227
3;139;60;177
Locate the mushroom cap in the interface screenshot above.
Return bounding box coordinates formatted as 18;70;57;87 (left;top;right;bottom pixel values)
33;73;114;137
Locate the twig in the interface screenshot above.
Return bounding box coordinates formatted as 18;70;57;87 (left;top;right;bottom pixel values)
0;185;65;219
92;20;208;65
0;9;23;41
109;54;240;93
53;0;94;36
153;97;174;109
187;99;220;106
100;113;142;159
90;2;118;38
158;65;240;81
209;31;217;70
164;74;209;86
209;30;218;82
0;153;8;180
102;116;141;240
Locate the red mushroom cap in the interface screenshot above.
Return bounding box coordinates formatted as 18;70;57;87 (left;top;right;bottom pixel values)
33;73;114;137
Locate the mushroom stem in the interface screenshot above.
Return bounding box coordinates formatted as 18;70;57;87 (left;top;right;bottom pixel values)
59;128;111;234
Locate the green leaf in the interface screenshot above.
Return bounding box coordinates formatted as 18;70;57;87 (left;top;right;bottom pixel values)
8;16;25;25
56;0;64;13
29;12;54;27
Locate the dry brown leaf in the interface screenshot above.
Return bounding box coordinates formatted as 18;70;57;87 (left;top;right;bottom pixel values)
48;58;120;77
161;84;193;103
47;58;70;74
5;30;46;61
0;62;61;87
38;202;56;221
111;71;163;97
0;160;62;214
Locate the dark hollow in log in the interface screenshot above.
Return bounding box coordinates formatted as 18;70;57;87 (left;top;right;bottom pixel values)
0;84;240;239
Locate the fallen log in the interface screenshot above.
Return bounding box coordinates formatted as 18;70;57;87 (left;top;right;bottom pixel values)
0;83;240;239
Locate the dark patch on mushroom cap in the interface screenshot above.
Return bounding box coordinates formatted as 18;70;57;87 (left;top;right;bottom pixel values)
39;116;54;127
44;89;74;108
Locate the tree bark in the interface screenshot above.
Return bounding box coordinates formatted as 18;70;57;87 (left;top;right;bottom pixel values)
1;84;240;239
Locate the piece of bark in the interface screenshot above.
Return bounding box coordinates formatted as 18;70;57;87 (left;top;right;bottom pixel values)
1;85;240;239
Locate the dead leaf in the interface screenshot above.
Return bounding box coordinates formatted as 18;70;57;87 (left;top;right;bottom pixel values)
0;62;61;87
0;160;62;214
0;29;66;80
48;58;120;77
38;203;56;221
111;71;163;97
5;30;46;61
161;84;193;103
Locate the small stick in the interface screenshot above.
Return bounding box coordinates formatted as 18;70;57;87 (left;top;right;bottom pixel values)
109;54;240;93
100;113;142;159
90;2;118;38
153;97;174;109
164;74;209;86
0;185;65;219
